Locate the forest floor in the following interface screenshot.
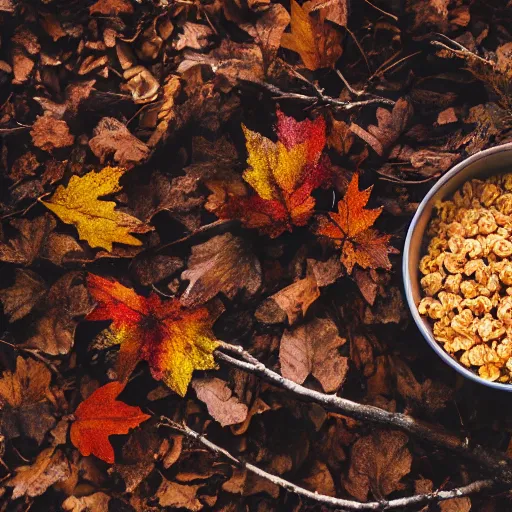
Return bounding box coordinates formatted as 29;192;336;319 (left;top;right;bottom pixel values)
1;0;512;511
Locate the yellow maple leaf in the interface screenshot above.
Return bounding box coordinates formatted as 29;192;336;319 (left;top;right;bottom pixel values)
281;0;342;71
41;166;149;252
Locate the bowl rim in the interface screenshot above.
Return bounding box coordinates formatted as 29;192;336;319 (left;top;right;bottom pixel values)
403;142;512;391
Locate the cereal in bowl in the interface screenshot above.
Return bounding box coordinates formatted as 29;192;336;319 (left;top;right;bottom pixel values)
418;174;512;382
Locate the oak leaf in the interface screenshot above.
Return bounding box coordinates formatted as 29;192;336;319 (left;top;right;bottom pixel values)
280;317;348;392
315;174;396;274
192;377;248;427
31;114;74;152
0;357;56;445
181;233;262;307
350;98;413;156
440;498;472;512
345;430;412;501
157;479;203;510
0;269;46;322
209;111;331;238
0;214;56;265
256;269;320;325
280;0;343;70
86;274;220;396
89;117;150;167
41;166;150;251
7;447;71;499
89;0;133;15
70;381;150;463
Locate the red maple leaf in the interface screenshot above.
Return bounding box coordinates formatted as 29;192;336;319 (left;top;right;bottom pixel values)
70;381;150;463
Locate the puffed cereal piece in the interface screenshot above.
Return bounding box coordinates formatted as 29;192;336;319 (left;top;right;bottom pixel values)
460;209;481;236
446;222;466;237
450;308;474;334
447;235;466;254
502;173;512;191
478;233;504;257
497;296;512;325
420;272;443;296
418;297;444;319
444;274;462;294
478;210;498;235
460;280;490;299
497;338;512;360
445;335;478;353
479;363;501;381
476;313;506;342
506;357;512;373
444;252;466;274
496;193;512;215
428;236;448;254
460;296;492;315
435;200;457;223
466;344;500;366
463;238;482;258
438;291;462;311
433;322;457;344
493;239;512;258
481;183;501;206
492;210;511;228
464;258;485;277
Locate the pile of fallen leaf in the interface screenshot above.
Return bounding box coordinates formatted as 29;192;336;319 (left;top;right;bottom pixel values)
2;0;512;510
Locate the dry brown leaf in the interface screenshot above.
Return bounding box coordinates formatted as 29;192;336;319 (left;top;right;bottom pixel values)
31;114;75;152
301;460;336;496
269;270;320;324
440;497;472;512
9;151;39;182
350;99;413;156
192;377;248;427
157;479;203;510
89;117;150;167
26;272;94;355
252;4;291;56
0;269;46;322
176;23;214;51
280;317;348;392
344;430;412;501
89;0;133;15
181;233;262;307
7;448;71;499
281;0;342;70
178;40;264;86
62;492;111;512
392;357;453;412
0;214;56;266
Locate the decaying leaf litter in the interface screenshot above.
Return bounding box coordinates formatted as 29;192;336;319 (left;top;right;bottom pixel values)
1;0;512;510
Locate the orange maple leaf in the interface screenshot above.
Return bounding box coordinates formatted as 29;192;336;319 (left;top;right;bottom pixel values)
70;381;150;463
208;111;331;238
86;274;219;396
315;174;395;273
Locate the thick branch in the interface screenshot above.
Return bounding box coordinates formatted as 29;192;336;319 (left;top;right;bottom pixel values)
159;418;494;511
216;343;512;484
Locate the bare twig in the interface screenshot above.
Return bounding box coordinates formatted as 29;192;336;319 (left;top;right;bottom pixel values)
159;418;495;510
245;80;395;110
215;343;512;484
155;219;237;252
362;0;398;21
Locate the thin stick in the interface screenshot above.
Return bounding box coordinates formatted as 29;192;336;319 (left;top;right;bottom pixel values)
159;419;495;510
215;343;512;484
362;0;398;21
249;80;394;110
